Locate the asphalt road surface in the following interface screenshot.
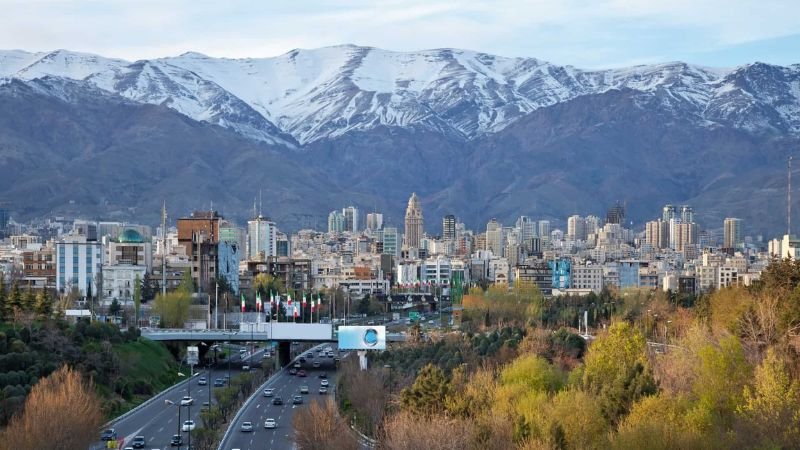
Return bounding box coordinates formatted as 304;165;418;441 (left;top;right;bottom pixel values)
94;344;269;450
219;344;339;450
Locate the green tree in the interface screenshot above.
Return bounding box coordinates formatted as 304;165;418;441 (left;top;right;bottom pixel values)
582;322;656;423
178;269;195;295
152;291;190;328
399;364;450;416
686;335;751;432
735;348;800;446
141;271;157;302
109;298;122;317
0;276;7;321
8;282;22;313
21;288;35;312
252;273;284;297
356;296;371;315
34;290;52;319
133;273;142;327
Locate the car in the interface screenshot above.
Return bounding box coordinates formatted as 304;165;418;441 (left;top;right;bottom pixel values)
367;320;375;325
297;370;307;377
240;421;254;432
170;434;183;446
123;447;134;450
180;396;193;406
132;436;146;449
263;388;275;397
292;395;303;405
264;418;277;429
327;352;334;358
239;348;247;354
264;351;271;358
182;420;195;432
214;378;224;387
293;362;301;369
318;372;328;379
272;396;283;405
300;385;309;394
306;353;314;359
299;357;306;363
100;428;117;441
197;377;207;386
320;379;329;387
289;368;297;375
324;346;333;352
242;364;250;371
201;401;210;411
319;386;328;394
334;357;340;363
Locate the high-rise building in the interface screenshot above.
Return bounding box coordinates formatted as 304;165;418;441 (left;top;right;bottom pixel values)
327;210;345;233
247;215;277;260
403;193;424;250
538;220;551;244
585;215;600;236
645;219;669;249
724;218;743;249
0;203;9;235
343;206;359;233
662;204;677;223
606;203;625;225
177;210;223;292
675;222;698;253
567;215;587;241
486;219;504;257
56;233;103;298
680;205;694;224
382;227;399;257
366;212;383;231
516;216;535;243
443;215;456;241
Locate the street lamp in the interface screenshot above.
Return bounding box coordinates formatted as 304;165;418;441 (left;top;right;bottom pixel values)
165;399;181;449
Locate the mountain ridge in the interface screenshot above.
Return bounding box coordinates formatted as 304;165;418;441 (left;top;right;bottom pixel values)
2;46;798;145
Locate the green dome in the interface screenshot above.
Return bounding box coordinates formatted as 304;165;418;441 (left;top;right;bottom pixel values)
119;229;144;243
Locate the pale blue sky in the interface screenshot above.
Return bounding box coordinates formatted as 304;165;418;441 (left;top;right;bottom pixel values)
2;0;798;68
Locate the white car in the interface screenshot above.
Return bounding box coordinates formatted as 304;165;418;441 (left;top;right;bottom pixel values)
263;388;274;397
320;379;329;387
293;362;301;369
240;421;254;432
242;365;250;371
181;420;195;432
180;396;193;406
264;418;277;429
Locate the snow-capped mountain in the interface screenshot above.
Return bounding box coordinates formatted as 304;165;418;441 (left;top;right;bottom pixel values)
1;46;799;144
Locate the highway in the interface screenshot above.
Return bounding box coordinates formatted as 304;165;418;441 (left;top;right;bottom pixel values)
218;344;339;450
94;344;268;450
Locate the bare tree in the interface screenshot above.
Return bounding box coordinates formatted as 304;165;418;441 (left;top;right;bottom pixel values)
381;411;474;450
0;366;103;450
291;398;358;450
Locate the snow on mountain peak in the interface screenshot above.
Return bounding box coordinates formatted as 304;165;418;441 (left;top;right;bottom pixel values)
0;45;798;144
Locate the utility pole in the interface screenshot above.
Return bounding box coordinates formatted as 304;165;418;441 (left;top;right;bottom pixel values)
161;201;167;297
789;155;793;236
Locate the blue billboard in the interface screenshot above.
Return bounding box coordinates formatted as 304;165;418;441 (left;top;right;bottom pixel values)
337;326;386;350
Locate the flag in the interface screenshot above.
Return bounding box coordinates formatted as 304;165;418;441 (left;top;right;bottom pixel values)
310;297;315;313
240;294;245;313
293;305;299;318
302;292;307;307
256;292;262;312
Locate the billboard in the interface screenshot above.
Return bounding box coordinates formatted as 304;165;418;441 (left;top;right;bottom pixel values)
338;326;386;350
187;346;199;365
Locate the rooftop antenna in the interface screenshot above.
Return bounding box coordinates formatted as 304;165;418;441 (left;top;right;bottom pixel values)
253;197;257;219
259;189;263;217
789;155;793;236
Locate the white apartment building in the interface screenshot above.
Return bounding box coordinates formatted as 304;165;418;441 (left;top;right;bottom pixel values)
572;265;604;293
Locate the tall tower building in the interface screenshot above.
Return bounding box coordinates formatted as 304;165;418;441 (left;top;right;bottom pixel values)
606;203;626;225
327;210;345;233
680;205;694;224
724;218;743;249
516;216;535;242
645;219;669;249
662;204;677;223
567;215;587;241
486;219;504;256
343;206;359;233
247;215;277;260
403;193;424;250
538;220;551;245
382;227;399;257
585;215;600;236
442;215;456;240
366;212;383;231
